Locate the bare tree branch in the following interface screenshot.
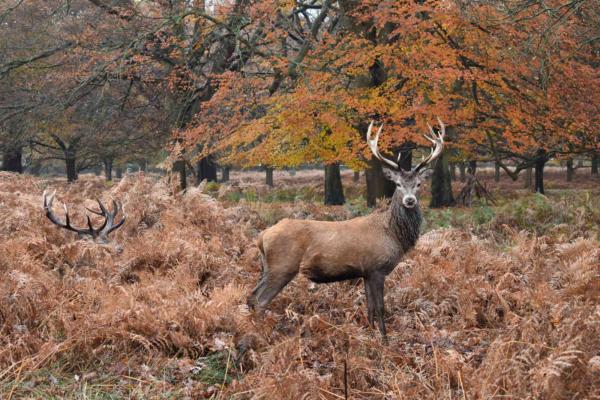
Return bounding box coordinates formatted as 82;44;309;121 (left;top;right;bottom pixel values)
0;41;74;80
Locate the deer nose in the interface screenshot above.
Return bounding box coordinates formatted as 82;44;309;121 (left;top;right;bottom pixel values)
403;196;417;208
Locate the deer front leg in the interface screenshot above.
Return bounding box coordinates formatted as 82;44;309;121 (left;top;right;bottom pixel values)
368;274;387;341
364;277;375;328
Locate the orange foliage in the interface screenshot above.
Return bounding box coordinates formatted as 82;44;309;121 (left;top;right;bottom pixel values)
182;0;599;168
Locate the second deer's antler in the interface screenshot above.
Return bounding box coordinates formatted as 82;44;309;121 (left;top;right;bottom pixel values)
42;190;126;240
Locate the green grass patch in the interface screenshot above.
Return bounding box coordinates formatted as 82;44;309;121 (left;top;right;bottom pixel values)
192;351;237;386
423;190;600;241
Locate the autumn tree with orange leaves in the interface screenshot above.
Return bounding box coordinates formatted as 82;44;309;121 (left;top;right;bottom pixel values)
181;0;599;199
185;0;480;205
1;0;598;197
451;0;600;193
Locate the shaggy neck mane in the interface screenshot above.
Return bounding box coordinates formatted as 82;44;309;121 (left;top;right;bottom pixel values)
387;191;422;252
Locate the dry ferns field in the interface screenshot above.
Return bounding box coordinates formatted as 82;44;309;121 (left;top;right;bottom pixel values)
0;171;599;399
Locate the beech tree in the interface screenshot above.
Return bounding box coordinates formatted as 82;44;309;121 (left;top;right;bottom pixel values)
457;0;600;193
183;1;489;205
1;0;598;196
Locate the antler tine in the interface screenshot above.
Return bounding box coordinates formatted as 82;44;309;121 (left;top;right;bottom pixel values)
86;215;95;233
63;204;70;226
104;199;126;236
425;123;438;143
86;199;107;216
42;191;98;237
43;190;57;209
112;199;120;214
96;205;110;233
414;117;446;172
367;120;399;170
437;117;445;136
91;198;125;237
42;190;49;209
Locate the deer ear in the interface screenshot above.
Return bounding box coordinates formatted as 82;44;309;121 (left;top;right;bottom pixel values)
419;168;433;180
382;167;398;182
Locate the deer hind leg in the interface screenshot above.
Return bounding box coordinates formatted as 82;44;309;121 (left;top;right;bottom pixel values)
249;251;298;309
254;269;297;308
247;250;269;309
247;274;268;309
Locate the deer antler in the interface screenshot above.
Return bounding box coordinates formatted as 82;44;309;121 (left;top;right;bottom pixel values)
367;121;399;170
413;117;445;172
367;118;445;172
42;190;126;240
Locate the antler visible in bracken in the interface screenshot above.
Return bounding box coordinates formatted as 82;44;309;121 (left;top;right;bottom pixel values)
42;190;125;241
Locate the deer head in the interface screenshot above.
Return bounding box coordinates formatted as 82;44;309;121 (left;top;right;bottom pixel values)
42;190;126;242
367;118;445;208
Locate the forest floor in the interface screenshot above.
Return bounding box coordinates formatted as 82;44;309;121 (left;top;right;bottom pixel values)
0;170;598;399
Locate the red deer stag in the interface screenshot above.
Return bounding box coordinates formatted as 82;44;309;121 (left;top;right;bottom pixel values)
247;119;445;339
42;191;126;242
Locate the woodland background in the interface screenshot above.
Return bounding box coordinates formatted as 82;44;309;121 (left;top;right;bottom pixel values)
0;0;599;399
1;0;599;198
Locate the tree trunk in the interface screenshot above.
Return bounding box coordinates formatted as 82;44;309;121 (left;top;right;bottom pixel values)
221;166;230;182
365;158;395;207
173;160;187;191
459;162;466;182
566;158;574;182
104;158;113;181
450;163;456;181
2;148;23;173
139;159;147;172
524;166;532;189
196;156;217;184
116;167;123;179
494;161;500;182
591;153;599;175
353;171;360;182
534;151;547;194
397;142;413;171
29;159;42;176
467;160;477;175
430;150;455;208
265;167;274;187
65;155;78;182
324;163;345;205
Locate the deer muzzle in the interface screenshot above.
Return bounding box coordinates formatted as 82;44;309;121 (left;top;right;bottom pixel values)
403;195;417;208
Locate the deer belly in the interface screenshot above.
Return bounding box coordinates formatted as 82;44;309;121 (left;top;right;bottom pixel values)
301;263;364;283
